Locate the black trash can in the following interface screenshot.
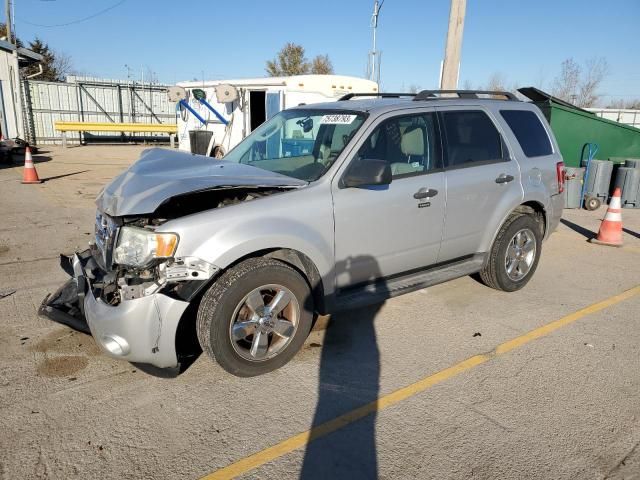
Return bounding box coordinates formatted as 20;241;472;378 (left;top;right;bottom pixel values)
189;130;213;155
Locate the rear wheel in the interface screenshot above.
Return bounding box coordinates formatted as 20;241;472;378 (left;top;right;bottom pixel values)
196;258;313;377
478;214;542;292
584;196;601;211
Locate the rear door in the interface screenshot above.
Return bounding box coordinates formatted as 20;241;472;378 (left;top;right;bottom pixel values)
438;108;523;261
332;109;446;289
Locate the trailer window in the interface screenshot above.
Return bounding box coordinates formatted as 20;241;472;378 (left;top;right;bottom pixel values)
225;109;367;181
500;110;553;157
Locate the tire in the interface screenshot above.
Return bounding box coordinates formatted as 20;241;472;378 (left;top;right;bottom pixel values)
478;214;542;292
196;257;313;377
584;196;601;211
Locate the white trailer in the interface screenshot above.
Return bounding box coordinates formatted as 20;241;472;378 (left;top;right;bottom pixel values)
174;75;378;157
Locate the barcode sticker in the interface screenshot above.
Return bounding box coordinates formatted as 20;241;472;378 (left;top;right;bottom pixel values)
320;114;357;124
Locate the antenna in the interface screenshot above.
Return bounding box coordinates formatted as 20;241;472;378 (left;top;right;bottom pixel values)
368;0;384;85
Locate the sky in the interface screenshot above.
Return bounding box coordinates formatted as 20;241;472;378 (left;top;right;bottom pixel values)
13;0;640;103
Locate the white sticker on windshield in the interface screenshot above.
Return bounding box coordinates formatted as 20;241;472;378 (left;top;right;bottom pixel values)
320;114;357;124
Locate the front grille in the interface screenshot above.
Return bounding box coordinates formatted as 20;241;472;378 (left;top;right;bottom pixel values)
94;211;118;270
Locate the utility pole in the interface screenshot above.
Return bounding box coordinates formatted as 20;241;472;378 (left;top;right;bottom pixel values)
369;0;384;85
440;0;466;90
5;0;12;44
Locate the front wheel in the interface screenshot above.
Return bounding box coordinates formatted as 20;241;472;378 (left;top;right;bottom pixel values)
478;214;542;292
196;258;313;377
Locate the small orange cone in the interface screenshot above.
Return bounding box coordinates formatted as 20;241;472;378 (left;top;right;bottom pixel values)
589;187;623;247
21;146;42;184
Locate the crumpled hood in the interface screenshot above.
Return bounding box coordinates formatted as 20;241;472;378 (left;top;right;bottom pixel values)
96;148;306;216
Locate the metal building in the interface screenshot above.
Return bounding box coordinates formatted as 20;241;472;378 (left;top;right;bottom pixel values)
0;39;42;140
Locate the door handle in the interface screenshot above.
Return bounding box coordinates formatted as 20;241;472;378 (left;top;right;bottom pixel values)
495;174;514;184
413;188;438;199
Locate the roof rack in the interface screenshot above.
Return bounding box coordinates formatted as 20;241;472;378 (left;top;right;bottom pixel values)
413;90;519;101
338;92;416;101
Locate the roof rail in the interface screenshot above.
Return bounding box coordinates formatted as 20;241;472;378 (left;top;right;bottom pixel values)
413;90;519;101
338;92;416;101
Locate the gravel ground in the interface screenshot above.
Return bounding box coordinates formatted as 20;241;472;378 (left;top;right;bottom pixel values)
0;146;639;480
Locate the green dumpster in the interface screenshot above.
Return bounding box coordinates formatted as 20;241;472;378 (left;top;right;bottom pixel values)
519;87;640;167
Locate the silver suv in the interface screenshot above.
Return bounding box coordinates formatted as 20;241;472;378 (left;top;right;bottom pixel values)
41;90;565;377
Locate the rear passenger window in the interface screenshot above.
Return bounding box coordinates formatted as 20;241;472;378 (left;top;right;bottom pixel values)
500;110;553;157
441;110;503;168
354;112;442;178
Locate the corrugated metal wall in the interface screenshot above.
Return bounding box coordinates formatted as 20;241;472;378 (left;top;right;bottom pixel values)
22;76;176;145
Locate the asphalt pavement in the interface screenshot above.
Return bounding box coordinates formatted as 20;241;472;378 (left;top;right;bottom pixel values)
0;146;639;480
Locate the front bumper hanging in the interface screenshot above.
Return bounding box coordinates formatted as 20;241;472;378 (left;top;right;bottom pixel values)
38;251;93;334
38;250;191;373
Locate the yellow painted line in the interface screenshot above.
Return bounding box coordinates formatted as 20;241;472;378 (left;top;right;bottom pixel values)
201;285;640;480
623;246;640;254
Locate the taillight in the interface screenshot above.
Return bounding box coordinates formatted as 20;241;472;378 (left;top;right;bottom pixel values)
556;162;565;194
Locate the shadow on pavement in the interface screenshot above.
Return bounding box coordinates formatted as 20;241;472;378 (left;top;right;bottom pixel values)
560;218;595;240
622;227;640;240
40;170;89;182
0;153;52;169
300;256;383;480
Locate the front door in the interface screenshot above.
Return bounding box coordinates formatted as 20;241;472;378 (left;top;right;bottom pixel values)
332;110;446;289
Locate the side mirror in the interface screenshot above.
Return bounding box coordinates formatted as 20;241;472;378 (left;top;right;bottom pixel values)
343;159;392;188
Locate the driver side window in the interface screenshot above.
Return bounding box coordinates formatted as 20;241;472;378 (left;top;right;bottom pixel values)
355;112;442;179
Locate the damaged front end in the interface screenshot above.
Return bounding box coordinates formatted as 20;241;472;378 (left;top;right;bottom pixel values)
39;148;306;375
39;213;219;375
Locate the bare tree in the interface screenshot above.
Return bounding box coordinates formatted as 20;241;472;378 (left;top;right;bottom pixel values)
534;67;548;91
551;57;608;107
606;98;640;109
485;72;508;92
311;54;334;74
576;57;609;107
52;50;74;81
407;84;421;93
551;58;581;102
266;43;310;76
462;79;474;90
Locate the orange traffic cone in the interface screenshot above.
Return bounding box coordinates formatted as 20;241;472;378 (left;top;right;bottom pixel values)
589;187;623;247
21;146;42;184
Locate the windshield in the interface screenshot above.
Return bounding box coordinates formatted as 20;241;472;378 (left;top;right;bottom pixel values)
223;109;367;182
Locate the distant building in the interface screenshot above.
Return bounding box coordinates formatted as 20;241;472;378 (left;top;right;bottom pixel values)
0;39;42;140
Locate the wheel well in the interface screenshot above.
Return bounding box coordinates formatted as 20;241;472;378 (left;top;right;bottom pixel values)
174;248;326;361
514;201;546;236
225;248;326;314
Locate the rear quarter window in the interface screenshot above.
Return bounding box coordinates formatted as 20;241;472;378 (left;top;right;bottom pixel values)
500;110;553;157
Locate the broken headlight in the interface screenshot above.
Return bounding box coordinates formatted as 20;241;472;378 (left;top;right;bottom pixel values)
113;227;178;268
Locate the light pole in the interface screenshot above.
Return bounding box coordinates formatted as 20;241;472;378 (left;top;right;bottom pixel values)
369;0;384;85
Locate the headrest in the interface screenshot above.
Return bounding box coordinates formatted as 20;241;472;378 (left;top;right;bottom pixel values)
401;127;424;156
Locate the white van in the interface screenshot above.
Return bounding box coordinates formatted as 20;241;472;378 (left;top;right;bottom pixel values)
175;75;378;157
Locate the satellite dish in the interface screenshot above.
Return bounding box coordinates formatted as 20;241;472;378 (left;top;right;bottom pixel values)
214;84;239;103
167;86;187;102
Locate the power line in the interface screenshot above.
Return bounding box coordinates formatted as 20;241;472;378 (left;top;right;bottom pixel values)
16;0;126;28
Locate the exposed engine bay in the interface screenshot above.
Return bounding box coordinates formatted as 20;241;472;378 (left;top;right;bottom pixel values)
40;185;287;336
